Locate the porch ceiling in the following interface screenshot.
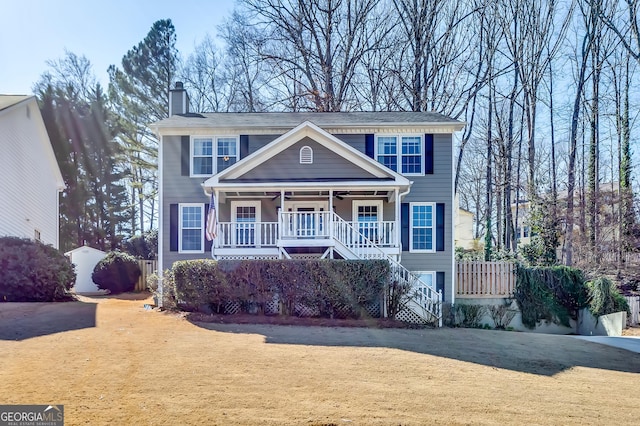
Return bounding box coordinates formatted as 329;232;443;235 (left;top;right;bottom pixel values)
219;189;394;199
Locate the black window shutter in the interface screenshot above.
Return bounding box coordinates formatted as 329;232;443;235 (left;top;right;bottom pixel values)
436;272;445;302
170;204;179;251
436;203;445;251
181;136;190;176
401;203;409;251
240;135;249;159
425;134;434;174
365;134;374;159
204;203;213;253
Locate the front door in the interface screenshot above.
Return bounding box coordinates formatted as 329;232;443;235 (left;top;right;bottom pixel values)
284;201;329;238
231;201;260;246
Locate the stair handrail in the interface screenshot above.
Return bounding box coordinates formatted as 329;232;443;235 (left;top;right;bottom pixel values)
331;213;442;325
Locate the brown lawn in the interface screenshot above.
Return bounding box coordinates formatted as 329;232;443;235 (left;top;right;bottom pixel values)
0;295;639;425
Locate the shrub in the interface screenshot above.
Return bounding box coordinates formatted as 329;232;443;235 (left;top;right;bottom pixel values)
0;237;76;302
488;299;518;329
453;304;487;328
169;259;390;318
514;264;589;329
586;277;630;317
92;251;141;294
122;229;158;260
172;259;229;312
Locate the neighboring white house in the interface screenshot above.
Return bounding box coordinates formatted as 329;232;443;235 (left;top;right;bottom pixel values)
454;194;476;250
65;245;107;294
0;95;65;248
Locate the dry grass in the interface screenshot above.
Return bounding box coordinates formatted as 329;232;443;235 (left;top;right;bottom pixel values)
1;295;639;425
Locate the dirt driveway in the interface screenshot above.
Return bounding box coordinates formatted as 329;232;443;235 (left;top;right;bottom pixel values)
1;295;639;425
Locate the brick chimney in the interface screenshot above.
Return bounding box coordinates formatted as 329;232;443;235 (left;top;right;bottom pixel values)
169;81;189;116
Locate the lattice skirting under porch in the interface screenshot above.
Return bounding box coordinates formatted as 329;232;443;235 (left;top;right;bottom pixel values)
395;307;432;324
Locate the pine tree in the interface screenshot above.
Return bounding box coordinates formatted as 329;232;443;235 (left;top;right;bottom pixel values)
108;19;179;233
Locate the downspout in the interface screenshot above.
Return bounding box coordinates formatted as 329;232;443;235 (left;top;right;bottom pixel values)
212;188;219;260
157;133;164;307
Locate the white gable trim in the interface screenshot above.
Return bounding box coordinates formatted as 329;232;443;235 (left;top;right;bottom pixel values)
203;121;410;187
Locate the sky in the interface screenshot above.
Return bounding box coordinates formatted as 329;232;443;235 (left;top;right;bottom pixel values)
0;0;237;95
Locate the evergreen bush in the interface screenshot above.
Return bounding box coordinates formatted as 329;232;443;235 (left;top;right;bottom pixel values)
514;264;589;329
586;277;630;317
0;237;75;302
92;251;141;294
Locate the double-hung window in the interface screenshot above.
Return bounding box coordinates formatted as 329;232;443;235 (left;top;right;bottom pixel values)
191;136;239;176
410;202;435;253
179;203;204;253
375;135;423;175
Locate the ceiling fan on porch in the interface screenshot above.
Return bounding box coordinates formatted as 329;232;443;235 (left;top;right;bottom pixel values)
270;192;291;201
333;191;349;200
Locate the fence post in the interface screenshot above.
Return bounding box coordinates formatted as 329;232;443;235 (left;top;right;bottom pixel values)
136;260;158;292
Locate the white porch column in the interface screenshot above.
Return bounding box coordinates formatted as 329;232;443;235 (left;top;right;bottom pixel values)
395;188;401;248
214;189;220;254
280;190;285;240
329;190;334;239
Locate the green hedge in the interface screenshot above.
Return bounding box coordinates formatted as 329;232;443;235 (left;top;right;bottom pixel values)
0;237;76;302
166;259;392;319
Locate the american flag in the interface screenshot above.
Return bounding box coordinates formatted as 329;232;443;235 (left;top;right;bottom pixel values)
205;193;217;241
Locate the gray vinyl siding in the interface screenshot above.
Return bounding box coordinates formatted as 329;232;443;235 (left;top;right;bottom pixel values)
161;130;455;303
162;135;211;271
400;133;454;303
246;133;365;157
248;134;278;153
334;134;366;153
235;138;377;181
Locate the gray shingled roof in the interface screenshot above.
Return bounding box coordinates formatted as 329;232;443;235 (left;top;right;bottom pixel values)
152;111;463;129
0;95;31;112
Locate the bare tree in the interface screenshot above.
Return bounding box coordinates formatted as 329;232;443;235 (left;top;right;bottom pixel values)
181;35;228;112
240;0;386;111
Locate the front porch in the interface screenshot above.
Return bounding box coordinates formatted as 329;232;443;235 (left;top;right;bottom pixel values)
211;189;402;260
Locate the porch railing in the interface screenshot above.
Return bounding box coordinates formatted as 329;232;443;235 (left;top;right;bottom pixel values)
216;214;398;249
217;222;279;247
334;220;396;248
331;213;442;325
280;211;332;239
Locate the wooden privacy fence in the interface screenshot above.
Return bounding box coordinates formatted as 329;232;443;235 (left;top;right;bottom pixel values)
136;260;157;292
626;296;640;326
456;261;517;298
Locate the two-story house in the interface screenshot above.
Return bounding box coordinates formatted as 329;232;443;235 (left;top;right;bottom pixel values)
0;95;65;248
152;83;464;322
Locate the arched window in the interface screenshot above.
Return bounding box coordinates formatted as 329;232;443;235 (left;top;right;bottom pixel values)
299;146;313;164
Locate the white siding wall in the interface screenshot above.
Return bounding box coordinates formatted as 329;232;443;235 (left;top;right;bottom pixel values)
0;99;63;248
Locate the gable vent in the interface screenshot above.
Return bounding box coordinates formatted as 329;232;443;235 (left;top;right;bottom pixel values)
300;146;313;164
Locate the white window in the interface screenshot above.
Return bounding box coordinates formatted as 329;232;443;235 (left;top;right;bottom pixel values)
300;146;313;164
353;200;383;242
375;135;423;175
179;203;204;253
231;201;261;246
191;136;239;177
217;137;238;172
410;202;435;253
